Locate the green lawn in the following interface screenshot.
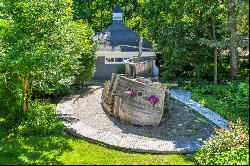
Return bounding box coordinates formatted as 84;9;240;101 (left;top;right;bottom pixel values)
0;128;195;165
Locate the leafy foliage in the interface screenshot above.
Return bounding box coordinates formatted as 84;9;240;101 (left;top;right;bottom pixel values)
73;0;114;32
15;101;64;135
0;0;96;114
72;0;142;32
189;80;249;124
195;118;249;165
127;0;248;82
136;0;224;81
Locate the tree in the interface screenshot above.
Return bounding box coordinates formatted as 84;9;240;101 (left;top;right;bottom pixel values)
129;0;248;82
72;0;142;33
73;0;116;32
198;0;228;84
228;0;238;79
226;0;249;80
0;0;96;112
134;0;216;81
212;15;218;84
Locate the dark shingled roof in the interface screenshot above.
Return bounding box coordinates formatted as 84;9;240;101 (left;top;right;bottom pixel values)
112;6;124;13
95;21;153;52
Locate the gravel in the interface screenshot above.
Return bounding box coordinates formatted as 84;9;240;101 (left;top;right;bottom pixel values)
170;89;229;129
56;86;219;153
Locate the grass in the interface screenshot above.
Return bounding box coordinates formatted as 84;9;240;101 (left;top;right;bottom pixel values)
0;85;196;165
0;80;198;165
0;128;195;165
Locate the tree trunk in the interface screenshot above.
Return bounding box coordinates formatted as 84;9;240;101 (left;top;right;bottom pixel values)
21;75;29;112
27;80;35;110
228;0;238;79
212;15;218;84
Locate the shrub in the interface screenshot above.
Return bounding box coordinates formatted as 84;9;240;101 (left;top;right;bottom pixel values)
0;75;23;129
15;101;64;135
194;118;249;165
188;80;249;124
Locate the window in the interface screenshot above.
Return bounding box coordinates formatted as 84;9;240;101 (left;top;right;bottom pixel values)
113;16;122;20
113;13;123;20
115;58;123;62
105;57;127;64
106;58;114;62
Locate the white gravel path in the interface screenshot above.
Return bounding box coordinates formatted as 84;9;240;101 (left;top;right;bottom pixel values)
56;85;219;154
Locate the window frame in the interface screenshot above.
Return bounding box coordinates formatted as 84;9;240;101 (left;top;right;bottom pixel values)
105;57;127;64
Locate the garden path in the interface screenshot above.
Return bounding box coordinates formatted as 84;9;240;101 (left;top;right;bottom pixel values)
56;85;221;154
170;89;229;129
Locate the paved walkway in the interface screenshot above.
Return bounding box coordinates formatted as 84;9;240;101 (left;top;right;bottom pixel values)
56;85;220;154
170;89;229;130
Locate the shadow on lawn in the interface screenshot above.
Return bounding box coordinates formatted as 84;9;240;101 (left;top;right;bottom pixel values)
0;129;72;165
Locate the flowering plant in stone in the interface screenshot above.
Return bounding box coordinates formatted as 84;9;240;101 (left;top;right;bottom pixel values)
145;95;160;104
124;88;136;97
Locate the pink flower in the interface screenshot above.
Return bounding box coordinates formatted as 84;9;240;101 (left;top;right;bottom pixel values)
145;95;160;103
124;88;136;97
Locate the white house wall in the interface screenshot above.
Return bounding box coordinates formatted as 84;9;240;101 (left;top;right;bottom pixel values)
97;51;156;58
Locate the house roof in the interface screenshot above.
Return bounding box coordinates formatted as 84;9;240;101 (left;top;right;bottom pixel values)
112;6;124;13
95;21;153;52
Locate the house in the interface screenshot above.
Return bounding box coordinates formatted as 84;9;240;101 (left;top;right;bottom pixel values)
93;6;156;80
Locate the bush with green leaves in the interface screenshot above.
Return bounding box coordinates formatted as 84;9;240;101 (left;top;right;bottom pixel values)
0;0;96;115
186;80;249;124
15;101;64;135
195;118;249;165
